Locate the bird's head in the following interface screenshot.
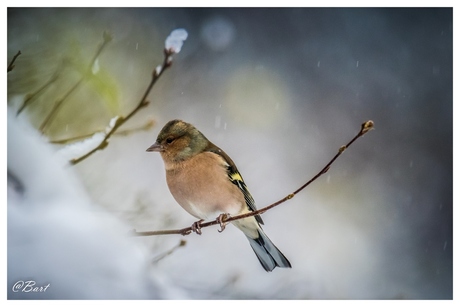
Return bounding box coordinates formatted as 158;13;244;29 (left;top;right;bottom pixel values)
146;119;209;164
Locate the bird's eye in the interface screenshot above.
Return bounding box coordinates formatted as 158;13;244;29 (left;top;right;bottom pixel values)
165;137;174;144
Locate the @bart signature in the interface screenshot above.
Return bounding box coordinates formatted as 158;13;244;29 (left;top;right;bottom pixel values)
12;280;50;293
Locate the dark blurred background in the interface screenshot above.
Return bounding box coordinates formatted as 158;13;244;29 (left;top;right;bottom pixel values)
7;8;452;299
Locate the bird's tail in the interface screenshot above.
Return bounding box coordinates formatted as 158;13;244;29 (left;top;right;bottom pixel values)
247;228;291;272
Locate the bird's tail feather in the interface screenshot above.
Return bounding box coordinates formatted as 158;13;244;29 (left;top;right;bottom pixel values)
247;229;291;272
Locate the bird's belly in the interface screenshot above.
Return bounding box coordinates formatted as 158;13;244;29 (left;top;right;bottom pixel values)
165;165;243;220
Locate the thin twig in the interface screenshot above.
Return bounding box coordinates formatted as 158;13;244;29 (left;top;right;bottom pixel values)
17;70;61;116
7;50;21;72
49;119;155;144
132;120;374;237
39;32;113;133
70;50;174;165
115;118;156;136
39;79;83;133
152;240;187;264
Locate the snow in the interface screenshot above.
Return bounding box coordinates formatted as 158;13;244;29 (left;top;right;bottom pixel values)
165;28;188;54
7;108;186;299
55;116;120;164
155;64;162;76
106;115;120;133
92;58;100;74
55;132;105;163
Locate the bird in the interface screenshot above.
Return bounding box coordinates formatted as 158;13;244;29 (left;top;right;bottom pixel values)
146;119;291;272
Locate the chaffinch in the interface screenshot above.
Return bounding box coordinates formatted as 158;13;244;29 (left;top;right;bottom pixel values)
147;119;291;272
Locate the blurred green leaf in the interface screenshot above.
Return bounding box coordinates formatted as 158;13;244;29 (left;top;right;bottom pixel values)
64;38;119;114
86;67;120;114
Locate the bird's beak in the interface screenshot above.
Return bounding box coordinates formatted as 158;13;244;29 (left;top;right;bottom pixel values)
146;142;163;152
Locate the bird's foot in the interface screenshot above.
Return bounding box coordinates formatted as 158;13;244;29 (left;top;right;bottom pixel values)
217;213;231;233
191;219;204;235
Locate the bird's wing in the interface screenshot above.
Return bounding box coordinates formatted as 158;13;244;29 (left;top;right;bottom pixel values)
205;142;264;225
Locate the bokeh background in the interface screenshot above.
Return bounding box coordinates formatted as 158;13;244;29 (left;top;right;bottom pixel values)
7;8;452;299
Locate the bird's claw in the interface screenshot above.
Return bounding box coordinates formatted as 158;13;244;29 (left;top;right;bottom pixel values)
191;219;204;235
217;213;231;233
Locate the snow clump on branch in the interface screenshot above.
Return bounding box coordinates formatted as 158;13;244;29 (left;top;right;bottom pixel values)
165;29;188;54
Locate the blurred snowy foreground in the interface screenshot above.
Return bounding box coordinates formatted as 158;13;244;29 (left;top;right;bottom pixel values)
7;108;186;299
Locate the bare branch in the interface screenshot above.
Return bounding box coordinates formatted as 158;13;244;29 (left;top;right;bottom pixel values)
131;120;375;237
17;70;61;116
152;240;187;264
70;49;175;165
39;32;113;133
50;118;155;144
114;118;156;136
7;50;21;72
